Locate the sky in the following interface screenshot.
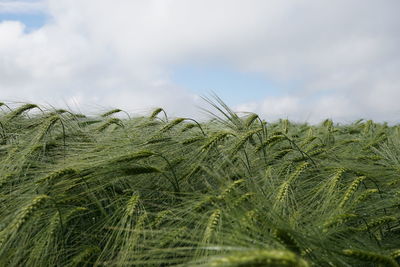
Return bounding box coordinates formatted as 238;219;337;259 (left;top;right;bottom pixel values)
0;0;399;123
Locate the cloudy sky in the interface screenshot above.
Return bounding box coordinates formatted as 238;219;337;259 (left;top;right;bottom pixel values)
0;0;399;122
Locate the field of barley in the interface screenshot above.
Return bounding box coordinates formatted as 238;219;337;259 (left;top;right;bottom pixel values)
0;98;399;266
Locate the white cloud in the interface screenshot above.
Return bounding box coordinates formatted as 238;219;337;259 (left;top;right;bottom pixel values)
0;0;399;122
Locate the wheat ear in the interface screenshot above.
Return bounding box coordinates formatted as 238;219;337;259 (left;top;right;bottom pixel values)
339;176;365;208
203;209;221;243
201;131;233;152
6;103;39;121
217;179;245;201
276;162;308;203
342;249;398;267
208;249;309;267
159;118;186;132
36;168;77;184
101;109;122;117
231;128;263;155
96;118;124;132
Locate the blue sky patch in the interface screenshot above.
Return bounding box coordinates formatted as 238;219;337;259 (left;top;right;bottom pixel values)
0;13;48;32
171;65;282;105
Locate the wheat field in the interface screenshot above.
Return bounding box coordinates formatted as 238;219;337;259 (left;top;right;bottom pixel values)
0;98;399;266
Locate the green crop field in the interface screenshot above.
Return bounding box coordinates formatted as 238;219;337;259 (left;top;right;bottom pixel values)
0;98;399;266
